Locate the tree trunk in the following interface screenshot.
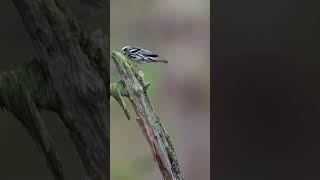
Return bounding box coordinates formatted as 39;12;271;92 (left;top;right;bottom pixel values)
0;0;110;179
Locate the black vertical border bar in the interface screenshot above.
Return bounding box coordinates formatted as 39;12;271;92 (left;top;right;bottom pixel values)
210;0;214;179
106;0;110;178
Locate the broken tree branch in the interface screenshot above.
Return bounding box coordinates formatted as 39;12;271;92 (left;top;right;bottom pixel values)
110;52;184;180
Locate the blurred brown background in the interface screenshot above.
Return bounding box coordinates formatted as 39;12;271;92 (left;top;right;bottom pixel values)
110;0;210;180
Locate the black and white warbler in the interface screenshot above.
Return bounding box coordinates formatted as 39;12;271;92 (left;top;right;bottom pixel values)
121;45;168;64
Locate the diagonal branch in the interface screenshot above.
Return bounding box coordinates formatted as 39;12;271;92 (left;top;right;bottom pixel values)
0;0;110;179
0;67;64;179
110;52;184;180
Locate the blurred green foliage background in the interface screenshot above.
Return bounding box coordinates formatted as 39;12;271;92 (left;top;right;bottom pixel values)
110;0;210;179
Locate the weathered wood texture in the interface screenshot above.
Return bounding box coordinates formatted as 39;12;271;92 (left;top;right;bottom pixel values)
0;0;110;179
111;52;184;180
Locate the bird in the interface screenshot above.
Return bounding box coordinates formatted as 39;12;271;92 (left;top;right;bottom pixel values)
120;45;168;64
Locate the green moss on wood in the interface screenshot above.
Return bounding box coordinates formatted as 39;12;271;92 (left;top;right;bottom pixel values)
111;50;184;180
14;68;35;92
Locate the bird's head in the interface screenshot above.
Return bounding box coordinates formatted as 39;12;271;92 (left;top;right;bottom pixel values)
120;45;132;55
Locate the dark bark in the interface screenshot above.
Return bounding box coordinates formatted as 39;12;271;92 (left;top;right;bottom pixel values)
66;0;108;18
0;0;109;179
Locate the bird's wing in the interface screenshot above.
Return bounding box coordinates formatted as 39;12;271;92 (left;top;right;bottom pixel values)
131;47;159;57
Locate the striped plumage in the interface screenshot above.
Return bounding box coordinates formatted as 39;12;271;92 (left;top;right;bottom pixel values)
121;45;168;64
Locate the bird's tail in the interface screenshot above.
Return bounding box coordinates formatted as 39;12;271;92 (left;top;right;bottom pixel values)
155;59;168;63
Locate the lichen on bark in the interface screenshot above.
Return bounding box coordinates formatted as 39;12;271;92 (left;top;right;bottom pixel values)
110;51;184;180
